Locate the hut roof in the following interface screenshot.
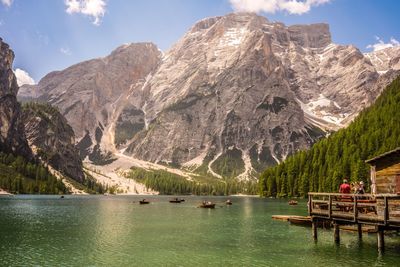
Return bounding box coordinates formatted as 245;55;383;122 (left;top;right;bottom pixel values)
365;147;400;165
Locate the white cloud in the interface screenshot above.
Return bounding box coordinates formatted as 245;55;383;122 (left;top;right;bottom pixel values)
229;0;331;15
1;0;13;7
367;36;400;52
60;47;72;56
14;68;35;87
65;0;106;26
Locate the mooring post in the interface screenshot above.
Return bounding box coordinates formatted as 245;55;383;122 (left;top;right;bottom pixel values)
377;226;385;252
357;223;362;239
334;222;340;243
312;217;318;241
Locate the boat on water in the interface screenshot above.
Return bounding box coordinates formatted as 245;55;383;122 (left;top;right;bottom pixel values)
139;199;150;204
288;200;298;205
226;199;233;205
169;198;183;203
199;201;216;209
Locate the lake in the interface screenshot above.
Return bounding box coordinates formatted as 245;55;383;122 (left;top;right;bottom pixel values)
0;195;399;266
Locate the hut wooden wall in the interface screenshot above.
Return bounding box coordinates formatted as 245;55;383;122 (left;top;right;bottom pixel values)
376;197;400;221
375;163;400;194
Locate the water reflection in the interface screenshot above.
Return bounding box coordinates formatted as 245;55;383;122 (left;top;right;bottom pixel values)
0;196;399;266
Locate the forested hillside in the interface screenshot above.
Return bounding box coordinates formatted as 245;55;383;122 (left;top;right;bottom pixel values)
126;167;258;195
0;152;67;194
259;76;400;197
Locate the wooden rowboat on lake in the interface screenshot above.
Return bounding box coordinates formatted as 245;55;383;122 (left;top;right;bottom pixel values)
288;200;298;205
199;201;216;209
169;198;183;203
139;199;150;204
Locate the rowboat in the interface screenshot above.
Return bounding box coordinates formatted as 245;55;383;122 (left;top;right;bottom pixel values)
139;199;150;204
169;198;183;203
199;201;215;209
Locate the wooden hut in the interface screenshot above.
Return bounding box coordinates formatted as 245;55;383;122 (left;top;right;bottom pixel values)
365;147;400;195
307;148;400;251
365;147;400;222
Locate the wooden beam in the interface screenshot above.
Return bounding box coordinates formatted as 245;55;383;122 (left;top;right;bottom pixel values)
312;218;318;241
354;197;358;223
357;224;362;239
384;196;389;225
377;227;385;252
334;223;340;243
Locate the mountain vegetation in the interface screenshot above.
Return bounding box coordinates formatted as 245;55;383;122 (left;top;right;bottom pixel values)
126;167;258;195
259;76;400;197
0;152;68;194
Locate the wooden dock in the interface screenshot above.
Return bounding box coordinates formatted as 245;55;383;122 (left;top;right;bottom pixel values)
308;192;400;251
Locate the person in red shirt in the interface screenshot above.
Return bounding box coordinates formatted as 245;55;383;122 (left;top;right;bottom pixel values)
339;179;351;194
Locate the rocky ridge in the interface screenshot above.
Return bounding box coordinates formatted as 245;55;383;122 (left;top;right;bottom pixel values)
20;43;162;164
0;38;31;158
18;13;400;180
0;38;84;185
21;103;85;182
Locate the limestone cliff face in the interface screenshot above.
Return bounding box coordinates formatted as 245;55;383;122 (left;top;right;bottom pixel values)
17;13;400;179
0;38;31;157
124;13;399;177
21;103;84;182
20;43;162;162
365;46;400;73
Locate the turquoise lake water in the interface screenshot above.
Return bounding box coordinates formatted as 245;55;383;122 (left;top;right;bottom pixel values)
0;195;399;266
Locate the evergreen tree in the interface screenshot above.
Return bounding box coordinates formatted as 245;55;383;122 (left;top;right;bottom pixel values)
259;76;400;197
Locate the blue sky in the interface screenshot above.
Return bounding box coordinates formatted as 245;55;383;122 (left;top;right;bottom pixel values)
0;0;399;84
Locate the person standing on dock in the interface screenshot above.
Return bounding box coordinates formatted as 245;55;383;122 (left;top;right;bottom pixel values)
339;179;351;194
356;181;365;194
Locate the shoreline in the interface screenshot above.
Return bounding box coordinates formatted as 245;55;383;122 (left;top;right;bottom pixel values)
0;188;12;195
0;192;261;197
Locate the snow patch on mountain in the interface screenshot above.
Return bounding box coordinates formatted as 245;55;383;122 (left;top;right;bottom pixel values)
219;27;247;47
297;95;347;130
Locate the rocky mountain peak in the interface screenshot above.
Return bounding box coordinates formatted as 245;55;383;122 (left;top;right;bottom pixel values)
0;38;31;157
365;46;400;73
108;42;159;61
0;38;18;97
16;13;400;180
189;12;268;34
287;23;331;48
19;40;162;163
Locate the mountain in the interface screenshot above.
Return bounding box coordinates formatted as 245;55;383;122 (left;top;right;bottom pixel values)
0;38;31;158
0;37;99;195
0;39;71;194
259;76;400;197
365;46;400;73
21;103;84;182
19;43;162;164
18;13;400;180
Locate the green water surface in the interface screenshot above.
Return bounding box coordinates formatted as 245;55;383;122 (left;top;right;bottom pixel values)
0;195;399;266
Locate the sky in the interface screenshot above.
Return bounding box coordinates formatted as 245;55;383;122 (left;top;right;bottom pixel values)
0;0;399;85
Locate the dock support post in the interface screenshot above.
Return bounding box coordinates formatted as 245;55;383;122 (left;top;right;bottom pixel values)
334;222;340;243
377;227;384;252
357;224;362;239
312;218;318;241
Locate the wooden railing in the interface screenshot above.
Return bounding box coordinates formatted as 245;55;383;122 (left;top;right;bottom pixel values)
308;192;400;226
